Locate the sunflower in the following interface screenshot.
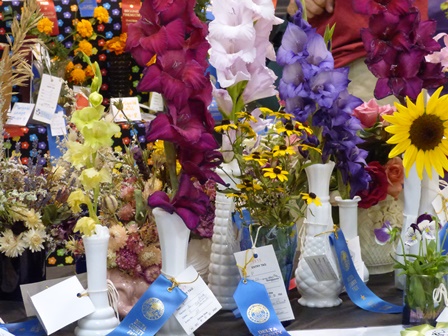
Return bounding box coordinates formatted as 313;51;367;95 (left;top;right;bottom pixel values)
301;192;322;206
262;166;288;182
383;87;448;179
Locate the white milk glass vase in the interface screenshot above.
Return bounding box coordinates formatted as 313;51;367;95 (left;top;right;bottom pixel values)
336;195;369;283
153;207;193;336
295;161;343;307
208;159;241;311
75;225;120;336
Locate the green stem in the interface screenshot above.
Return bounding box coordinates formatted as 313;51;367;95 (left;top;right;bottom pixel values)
164;140;179;195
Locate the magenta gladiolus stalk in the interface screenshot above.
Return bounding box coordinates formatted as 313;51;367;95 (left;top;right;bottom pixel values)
126;0;223;229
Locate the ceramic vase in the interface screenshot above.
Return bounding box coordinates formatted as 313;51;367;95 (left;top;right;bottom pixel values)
208;160;241;311
0;249;46;301
358;196;403;275
335;196;369;283
75;225;120;336
153;207;193;336
106;269;149;319
295;161;343;307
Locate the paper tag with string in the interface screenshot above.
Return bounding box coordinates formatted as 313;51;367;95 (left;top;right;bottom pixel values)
233;246;291;336
433;184;448;225
173;266;221;334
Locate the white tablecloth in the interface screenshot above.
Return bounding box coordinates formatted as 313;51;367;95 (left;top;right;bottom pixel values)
290;325;404;335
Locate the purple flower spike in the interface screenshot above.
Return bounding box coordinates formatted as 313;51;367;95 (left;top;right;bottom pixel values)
374;221;393;245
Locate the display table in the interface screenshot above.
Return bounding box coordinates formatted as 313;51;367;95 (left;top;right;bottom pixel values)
0;270;404;335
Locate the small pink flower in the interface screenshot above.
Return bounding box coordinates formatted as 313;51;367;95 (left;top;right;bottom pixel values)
353;99;395;128
117;203;135;221
116;248;138;270
120;185;135;202
127;232;144;254
143;264;161;284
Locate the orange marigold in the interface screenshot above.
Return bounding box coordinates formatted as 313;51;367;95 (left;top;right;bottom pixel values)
65;61;74;73
77;19;93;38
37;17;53;35
104;33;127;55
75;40;93;56
85;64;94;77
70;68;86;84
94;6;109;24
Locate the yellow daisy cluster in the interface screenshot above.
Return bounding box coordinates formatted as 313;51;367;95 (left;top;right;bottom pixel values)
93;6;110;24
104;33;127;55
37;17;53;35
76;19;94;38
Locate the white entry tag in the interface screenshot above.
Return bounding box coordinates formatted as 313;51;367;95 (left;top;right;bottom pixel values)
6;102;35;126
234;245;295;322
31;276;94;335
0;329;14;336
21;272;88;317
50;112;67;136
149;92;164;112
110;97;142;122
304;255;339;281
433;186;448;224
436;307;448;323
173;266;221;334
32;74;63;124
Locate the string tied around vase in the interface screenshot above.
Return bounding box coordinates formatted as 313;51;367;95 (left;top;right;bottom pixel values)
315;224;339;239
107;279;120;320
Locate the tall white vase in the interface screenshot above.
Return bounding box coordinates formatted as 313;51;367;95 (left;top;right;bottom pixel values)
75;225;120;336
153;207;193;336
335;196;369;283
295;161;343;307
208;160;241;310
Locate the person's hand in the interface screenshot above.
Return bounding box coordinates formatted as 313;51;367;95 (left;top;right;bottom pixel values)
305;0;334;19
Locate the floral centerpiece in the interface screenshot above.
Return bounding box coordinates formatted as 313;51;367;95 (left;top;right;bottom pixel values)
375;214;448;325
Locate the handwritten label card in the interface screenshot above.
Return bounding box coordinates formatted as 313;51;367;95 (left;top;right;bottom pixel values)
234;245;295;322
110;97;142;122
304;255;339;282
50;112;66;136
6;103;35;126
31;276;94;335
32;74;63;124
149;92;164;112
173;266;221;334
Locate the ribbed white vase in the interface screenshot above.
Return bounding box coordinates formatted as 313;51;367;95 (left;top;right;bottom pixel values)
336;196;369;283
75;225;120;336
208;160;241;310
295;161;343;307
153;207;193;336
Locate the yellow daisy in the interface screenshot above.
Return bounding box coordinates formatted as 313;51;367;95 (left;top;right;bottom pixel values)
239;121;256;138
243;151;268;166
214;120;238;133
236;111;257;122
301;193;322;206
275;121;302;136
262;166;288;182
259;107;294;120
236;179;263;191
383;87;448;179
272;145;296;157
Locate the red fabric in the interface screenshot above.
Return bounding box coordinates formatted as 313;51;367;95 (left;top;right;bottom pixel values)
309;0;428;68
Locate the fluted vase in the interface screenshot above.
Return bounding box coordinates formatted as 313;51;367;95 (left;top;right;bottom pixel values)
295;161;343;307
75;225;120;336
208;159;241;310
153;207;192;336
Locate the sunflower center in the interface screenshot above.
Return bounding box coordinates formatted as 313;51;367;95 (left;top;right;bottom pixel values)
273;167;281;174
253;152;261;159
409;114;444;151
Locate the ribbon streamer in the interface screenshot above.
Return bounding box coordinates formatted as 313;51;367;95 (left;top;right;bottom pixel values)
0;318;46;336
330;229;403;314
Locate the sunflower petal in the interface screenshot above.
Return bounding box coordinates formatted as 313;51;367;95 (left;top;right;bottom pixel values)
387;132;410;144
403;144;418;174
415;150;425;180
389;139;411;157
427;86;443;116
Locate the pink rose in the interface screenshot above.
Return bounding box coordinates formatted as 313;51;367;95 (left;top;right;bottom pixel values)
353;99;395;128
384;157;404;200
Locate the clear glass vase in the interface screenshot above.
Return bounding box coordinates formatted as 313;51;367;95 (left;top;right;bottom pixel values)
254;225;297;291
402;274;446;326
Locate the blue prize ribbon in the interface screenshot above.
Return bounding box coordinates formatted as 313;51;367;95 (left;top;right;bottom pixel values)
1;317;46;335
329;229;403;314
440;222;448;255
107;274;187;336
76;0;97;17
233;279;290;336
